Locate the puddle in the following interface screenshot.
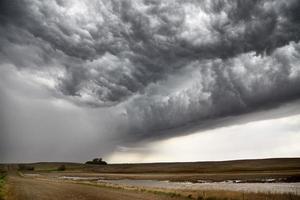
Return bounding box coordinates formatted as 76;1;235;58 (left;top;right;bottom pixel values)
197;178;277;184
59;176;103;181
24;174;41;177
97;179;300;195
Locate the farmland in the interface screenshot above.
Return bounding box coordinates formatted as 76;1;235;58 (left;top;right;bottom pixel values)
1;158;300;200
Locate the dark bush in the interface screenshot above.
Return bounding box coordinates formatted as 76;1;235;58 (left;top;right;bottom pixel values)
18;164;34;171
0;168;7;174
57;165;66;171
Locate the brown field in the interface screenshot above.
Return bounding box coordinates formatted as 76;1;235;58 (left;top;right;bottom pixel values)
1;158;300;200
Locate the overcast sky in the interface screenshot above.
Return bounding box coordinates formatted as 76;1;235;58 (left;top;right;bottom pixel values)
1;0;300;163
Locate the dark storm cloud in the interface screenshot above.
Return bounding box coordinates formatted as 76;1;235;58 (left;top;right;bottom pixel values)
1;0;300;143
124;43;300;140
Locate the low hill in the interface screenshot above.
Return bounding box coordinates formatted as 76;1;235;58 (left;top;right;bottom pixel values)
2;157;300;174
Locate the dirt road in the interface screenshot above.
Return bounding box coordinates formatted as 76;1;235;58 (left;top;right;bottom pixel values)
6;175;183;200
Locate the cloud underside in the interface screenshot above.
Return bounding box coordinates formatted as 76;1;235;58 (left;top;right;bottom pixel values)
1;0;300;140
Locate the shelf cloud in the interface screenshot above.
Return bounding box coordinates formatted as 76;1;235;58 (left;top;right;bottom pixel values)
1;0;300;162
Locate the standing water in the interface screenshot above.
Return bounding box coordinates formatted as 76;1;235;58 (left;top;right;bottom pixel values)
97;179;300;195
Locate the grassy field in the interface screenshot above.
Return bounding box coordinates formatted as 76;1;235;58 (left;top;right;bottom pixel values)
26;158;300;173
0;177;5;200
8;171;299;200
9;158;300;182
1;158;300;200
0;171;7;200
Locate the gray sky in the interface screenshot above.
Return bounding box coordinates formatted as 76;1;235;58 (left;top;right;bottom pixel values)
1;0;300;163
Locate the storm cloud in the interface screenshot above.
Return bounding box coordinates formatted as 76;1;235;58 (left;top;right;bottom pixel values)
1;0;300;161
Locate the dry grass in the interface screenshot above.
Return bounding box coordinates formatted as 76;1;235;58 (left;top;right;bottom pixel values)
2;158;300;199
81;158;300;174
5;158;300;174
15;158;300;183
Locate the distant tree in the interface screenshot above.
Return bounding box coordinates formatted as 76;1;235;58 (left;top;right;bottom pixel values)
85;157;107;165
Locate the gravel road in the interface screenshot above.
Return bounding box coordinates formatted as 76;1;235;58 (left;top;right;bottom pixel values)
6;175;183;200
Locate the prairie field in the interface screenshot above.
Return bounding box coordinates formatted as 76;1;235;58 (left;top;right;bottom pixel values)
1;158;300;200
